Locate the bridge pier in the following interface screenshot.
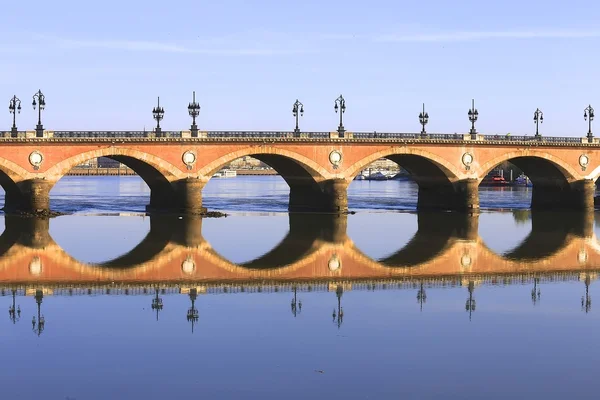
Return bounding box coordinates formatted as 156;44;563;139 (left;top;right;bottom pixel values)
289;179;348;213
172;178;207;214
5;179;53;214
417;179;479;212
531;179;595;211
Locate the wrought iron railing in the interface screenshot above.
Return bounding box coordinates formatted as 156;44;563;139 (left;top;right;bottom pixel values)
0;130;591;143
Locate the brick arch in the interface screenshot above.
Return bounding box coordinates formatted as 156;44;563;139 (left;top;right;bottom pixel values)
197;147;330;184
476;150;580;185
341;148;463;184
0;157;33;210
43;147;186;184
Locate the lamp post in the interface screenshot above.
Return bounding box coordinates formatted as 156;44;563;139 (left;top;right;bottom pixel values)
188;91;200;137
465;281;476;321
8;288;20;324
419;103;429;138
8;95;21;137
334;95;346;137
32;289;45;336
584;105;594;143
151;287;163;321
152;97;165;137
292;99;304;137
32;90;46;138
291;285;302;317
468;99;479;140
332;285;344;328
187;288;199;333
417;282;427;311
533;108;543;139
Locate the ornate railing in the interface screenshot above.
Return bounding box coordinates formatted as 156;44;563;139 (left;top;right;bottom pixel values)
0;130;591;143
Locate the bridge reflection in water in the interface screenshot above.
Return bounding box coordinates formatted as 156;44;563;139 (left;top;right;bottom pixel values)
1;211;598;333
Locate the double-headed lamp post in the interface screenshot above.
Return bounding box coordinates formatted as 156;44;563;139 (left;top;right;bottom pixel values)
419;103;429;138
152;97;165;137
292;99;304;137
334;95;346;137
584;105;594;143
32;90;46;138
533;108;544;139
188;91;200;137
468;99;479;140
8;95;21;137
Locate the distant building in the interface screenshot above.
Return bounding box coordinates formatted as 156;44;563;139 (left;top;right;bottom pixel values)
97;157;123;168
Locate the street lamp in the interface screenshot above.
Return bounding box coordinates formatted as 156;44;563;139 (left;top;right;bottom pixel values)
32;289;45;336
188;91;200;137
8;95;22;137
417;282;427;311
332;285;344;328
468;99;479;140
292;99;304;137
334;95;346;137
419;103;429;138
152;97;165;137
465;281;476;321
187;288;199;333
8;288;21;324
151;287;163;321
584;105;594;143
32;90;46;138
291;285;302;317
533;108;543;139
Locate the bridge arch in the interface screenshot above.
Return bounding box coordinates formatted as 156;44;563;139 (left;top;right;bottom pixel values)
344;148;476;211
198;147;343;212
43;148;188;211
477;151;590;210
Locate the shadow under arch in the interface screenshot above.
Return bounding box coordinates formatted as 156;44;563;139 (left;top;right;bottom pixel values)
478;154;589;210
495;210;595;261
206;213;348;270
354;212;479;268
43;148;187;210
202;150;341;212
345;149;476;211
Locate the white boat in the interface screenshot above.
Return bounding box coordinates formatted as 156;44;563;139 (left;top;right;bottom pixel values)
212;169;237;178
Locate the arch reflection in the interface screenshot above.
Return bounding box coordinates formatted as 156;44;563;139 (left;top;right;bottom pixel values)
0;211;597;287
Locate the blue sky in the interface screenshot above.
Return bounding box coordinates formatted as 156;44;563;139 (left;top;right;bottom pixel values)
1;0;599;135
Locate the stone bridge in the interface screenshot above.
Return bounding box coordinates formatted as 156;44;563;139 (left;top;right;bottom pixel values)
0;211;599;287
0;133;599;213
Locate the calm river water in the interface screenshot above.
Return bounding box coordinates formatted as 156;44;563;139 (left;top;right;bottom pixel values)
0;176;598;400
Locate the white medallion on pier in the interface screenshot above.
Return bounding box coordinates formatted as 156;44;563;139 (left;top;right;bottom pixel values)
461;153;473;171
182;150;197;170
329;150;342;169
579;154;589;171
29;151;43;170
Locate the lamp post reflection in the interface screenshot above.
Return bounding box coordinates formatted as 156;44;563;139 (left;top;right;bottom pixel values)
417;282;427;311
332;285;344;328
291;286;302;317
8;289;20;324
582;274;592;313
151;287;163;321
187;288;199;333
531;278;541;305
465;281;476;321
32;289;45;336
